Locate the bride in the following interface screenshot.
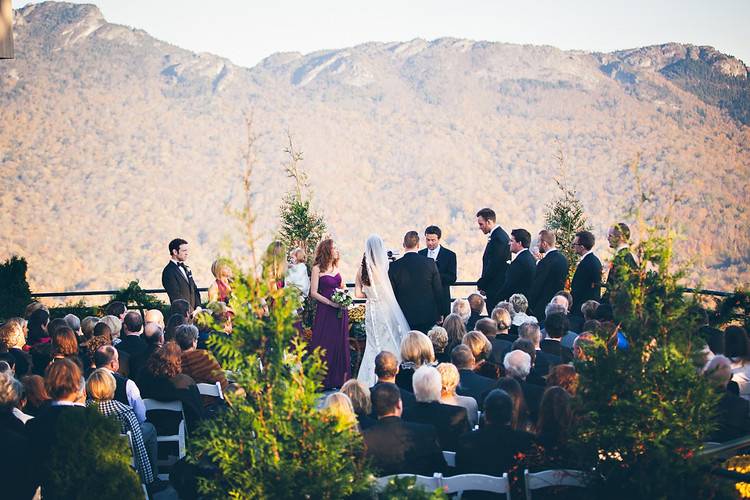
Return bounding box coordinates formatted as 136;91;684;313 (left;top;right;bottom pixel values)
355;234;411;388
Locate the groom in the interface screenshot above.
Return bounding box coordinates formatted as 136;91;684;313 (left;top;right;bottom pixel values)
389;231;443;334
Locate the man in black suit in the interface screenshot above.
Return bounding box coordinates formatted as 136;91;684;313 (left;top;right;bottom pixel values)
466;293;488;330
570;231;603;317
476;208;511;314
403;365;471;451
418;225;457;319
451;345;495;408
518;322;560;379
540;312;574;363
388;231;443;333
528;229;569;321
455;389;534;476
162;238;201;311
116;311;149;380
497;228;536;302
364;383;447;476
602;222;637;304
503;349;544;422
369;351;416;415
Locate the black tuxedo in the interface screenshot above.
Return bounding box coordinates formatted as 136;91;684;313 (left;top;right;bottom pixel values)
497;249;537;302
456;424;534;476
419;246;457;317
116;334;148;380
456;369;496;409
477;226;511;313
528;249;569;320
403;401;470;451
602;247;637;304
162;260;201;310
363;416;446;476
388;252;443;332
570;252;602;316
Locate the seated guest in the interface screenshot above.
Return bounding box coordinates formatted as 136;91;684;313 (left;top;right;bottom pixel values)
443;313;468;354
510;294;537;328
581;300;599;323
466;293;488;331
452;298;472;325
492;307;516;342
403;365;470;451
541;313;574;363
451;345;495;408
704;355;750;442
21;374;50;416
341;379;376;430
26;358;88;495
463;330;499;379
175;324;228;406
105;301;128;322
64;314;82;340
144;309;166;330
395;331;436;392
51;327;83;371
0;320;31;377
475;317;507;371
519;322;560;377
94;345;147;423
573;333;596;362
455;389;534;476
436;362;478;428
80;316;99;342
546;365;579;396
428;326;451;364
504;350;543;423
143;322;164;360
363;383;446;476
370;351;416;413
100;315;123;345
137;342;204;432
117;311;148;379
168;299;193;324
86;369;158;489
0;372;35;499
165;313;187;343
510;338;545;387
28;309;52;376
321;392;358;430
728;326;750;400
531;386;576;469
495;376;531;431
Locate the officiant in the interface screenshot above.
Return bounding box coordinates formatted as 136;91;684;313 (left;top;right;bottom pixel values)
418;226;457;319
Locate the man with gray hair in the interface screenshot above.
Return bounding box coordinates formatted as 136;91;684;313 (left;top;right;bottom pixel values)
503;349;544;421
403;365;470;451
519;322;559;376
63;314;82;338
703;355;750;441
175;324;228;395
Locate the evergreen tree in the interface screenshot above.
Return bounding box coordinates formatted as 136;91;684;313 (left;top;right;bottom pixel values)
0;256;33;320
278;194;327;259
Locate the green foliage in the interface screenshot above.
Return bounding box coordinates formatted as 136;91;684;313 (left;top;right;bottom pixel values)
110;280;166;311
46;406;143;500
710;288;750;331
0;256;33;320
543;171;591;280
375;476;448;499
574;227;734;499
278;193;327;261
188;259;371;499
49;299;101;319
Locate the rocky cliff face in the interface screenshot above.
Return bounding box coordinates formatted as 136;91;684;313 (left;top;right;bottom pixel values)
2;2;749;294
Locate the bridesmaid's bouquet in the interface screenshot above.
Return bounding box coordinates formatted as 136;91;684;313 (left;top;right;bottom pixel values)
331;288;353;319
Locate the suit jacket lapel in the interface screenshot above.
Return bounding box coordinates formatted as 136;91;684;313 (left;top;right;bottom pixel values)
173;261;190;284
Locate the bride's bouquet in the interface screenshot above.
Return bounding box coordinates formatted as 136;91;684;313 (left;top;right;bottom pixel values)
331;288;353;319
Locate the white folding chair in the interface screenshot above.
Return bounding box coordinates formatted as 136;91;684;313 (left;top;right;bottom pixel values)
121;432;149;499
375;473;443;492
443;450;456;468
442;473;511;500
524;469;587;499
197;381;224;400
143;399;187;480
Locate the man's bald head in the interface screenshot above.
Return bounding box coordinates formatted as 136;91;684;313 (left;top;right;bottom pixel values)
374;351;399;381
144;309;165;329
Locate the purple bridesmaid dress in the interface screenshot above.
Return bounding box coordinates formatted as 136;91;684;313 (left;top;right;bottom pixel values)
309;273;350;389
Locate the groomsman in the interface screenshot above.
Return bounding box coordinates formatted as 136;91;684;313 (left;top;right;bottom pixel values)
570;231;602;317
389;231;443;333
528;230;568;320
161;238;201;311
497;228;536;302
602;222;637;304
418;226;457;318
476;208;510;314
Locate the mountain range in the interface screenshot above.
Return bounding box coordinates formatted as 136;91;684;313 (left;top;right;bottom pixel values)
1;1;748;297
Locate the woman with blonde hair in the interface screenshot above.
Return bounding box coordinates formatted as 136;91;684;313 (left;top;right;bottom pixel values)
321;392;358;430
340;379;375;429
491;307;512;335
395;330;435;392
0;320;31;377
436;362;478;427
463;331;498;379
207;258;233;304
443;313;467;354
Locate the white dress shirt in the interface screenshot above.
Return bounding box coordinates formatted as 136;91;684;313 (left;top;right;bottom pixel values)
171;258;189;281
427;245;441;260
105;367;147;423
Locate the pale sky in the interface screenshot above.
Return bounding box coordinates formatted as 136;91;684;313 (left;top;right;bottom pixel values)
19;0;750;68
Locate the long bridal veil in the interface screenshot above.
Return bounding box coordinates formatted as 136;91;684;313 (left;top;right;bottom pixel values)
363;234;410;357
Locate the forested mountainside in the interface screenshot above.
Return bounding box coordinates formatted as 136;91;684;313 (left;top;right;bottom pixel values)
1;2;748;294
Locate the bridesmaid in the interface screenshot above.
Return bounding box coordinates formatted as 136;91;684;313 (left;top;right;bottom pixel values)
309;238;350;390
207;258;233;304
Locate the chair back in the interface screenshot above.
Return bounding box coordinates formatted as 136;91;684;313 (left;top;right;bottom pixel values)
197;381;224;399
524;469;587;499
443;450;456;468
442;473;511;500
375;474;443;492
143;398;187;480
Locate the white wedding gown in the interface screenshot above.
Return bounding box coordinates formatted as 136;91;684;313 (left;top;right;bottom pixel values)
356;285;408;387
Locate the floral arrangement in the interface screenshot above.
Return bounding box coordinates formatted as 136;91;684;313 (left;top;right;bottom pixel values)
348;304;366;339
331;288;353;318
